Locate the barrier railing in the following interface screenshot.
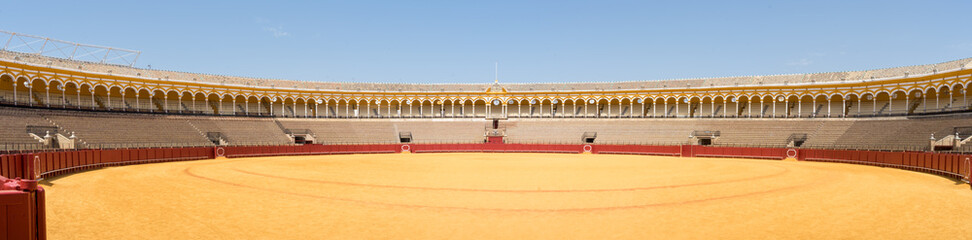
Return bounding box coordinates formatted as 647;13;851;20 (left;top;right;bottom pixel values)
799;149;970;180
3;144;970;182
2;143;971;240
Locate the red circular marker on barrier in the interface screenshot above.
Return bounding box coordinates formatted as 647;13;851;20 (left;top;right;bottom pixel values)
786;149;798;158
216;147;225;157
583;145;592;153
401;145;411;152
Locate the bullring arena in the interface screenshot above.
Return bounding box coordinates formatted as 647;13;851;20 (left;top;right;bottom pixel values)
1;31;972;239
43;153;972;239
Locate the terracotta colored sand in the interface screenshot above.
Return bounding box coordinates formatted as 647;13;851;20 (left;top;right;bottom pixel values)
42;153;972;239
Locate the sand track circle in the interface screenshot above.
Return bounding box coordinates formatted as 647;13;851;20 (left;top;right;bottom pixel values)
42;153;972;239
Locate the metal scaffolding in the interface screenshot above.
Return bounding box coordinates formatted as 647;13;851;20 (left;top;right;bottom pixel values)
1;30;140;67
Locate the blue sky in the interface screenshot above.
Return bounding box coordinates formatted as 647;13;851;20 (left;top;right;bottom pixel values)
2;0;972;84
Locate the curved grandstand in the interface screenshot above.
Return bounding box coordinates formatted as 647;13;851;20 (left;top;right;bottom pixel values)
1;33;972;240
1;49;970;120
2;47;972;151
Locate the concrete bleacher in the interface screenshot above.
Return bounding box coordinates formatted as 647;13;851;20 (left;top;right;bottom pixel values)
185;117;293;146
277;118;487;144
43;110;213;148
0;107;51;150
505;118;832;146
504;119;696;144
504;117;966;151
830;114;972;150
2;105;971;152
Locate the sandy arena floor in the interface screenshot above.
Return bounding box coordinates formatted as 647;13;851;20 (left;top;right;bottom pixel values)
42;153;972;239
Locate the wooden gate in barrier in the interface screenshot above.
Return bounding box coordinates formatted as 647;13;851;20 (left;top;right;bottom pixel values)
965;157;971;184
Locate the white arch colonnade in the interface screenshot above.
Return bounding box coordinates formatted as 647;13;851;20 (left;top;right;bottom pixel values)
1;60;970;119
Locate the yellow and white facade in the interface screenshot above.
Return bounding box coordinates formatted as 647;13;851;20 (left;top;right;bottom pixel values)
1;51;970;119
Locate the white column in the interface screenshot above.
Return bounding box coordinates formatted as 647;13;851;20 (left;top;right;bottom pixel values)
798;98;802;117
963;89;968;110
675;99;682;118
539;102;544;117
747;99;751;117
759;98;763;117
562;101;566;118
841;99;846;117
888;95;894;115
812;99;816;117
653;101;657;117
827;97;831;117
772;98;776;118
105;91;113;109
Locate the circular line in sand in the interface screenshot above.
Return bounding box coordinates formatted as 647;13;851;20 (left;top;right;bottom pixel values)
230;165;791;193
183;166;818;212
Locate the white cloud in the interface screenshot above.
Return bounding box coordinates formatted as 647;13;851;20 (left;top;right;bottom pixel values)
262;26;290;38
787;58;813;66
255;17;290;38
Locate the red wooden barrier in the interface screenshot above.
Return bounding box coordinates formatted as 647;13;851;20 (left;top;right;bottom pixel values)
0;175;45;240
5;143;972;240
0;190;33;240
3;144;972;189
